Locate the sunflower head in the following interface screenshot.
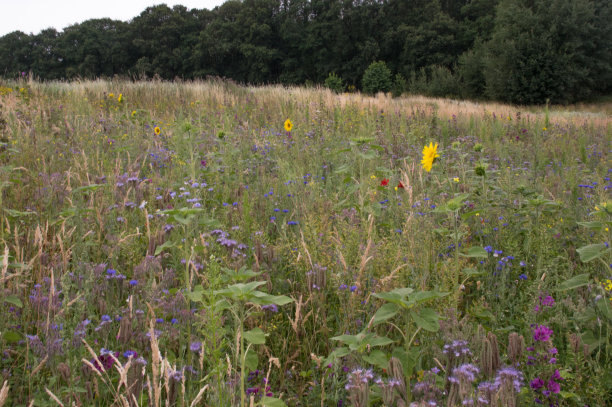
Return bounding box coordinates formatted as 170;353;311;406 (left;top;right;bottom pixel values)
284;119;293;132
154;126;161;136
421;142;440;172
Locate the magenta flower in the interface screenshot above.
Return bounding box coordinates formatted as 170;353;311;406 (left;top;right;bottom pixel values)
547;379;561;394
530;377;544;390
532;325;553;342
541;295;555;307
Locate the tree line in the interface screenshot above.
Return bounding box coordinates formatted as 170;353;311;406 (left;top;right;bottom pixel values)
1;0;611;104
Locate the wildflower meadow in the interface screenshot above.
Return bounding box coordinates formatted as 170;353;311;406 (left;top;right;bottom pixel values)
0;78;610;406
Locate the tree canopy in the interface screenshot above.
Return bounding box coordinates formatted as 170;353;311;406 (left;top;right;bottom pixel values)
1;0;610;104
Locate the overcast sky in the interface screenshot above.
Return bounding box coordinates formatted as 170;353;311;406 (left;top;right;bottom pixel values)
0;0;227;36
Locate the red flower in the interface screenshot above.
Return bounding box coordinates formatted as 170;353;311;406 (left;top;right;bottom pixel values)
380;179;389;186
397;181;404;189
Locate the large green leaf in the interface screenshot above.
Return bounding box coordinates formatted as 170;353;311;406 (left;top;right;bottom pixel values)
154;240;176;256
250;291;293;306
372;287;414;305
576;244;610;262
366;334;394;347
461;246;488;258
244;328;267;345
372;303;400;326
324;347;350;366
410;308;441;332
557;274;590;291
362;350;389;370
214;281;267;301
331;334;361;349
581;330;605;351
223;266;261;282
392;347;419;377
4;295;23;308
3;330;21;343
245;348;258;371
259;397;287;407
596;297;612;322
577;221;604;231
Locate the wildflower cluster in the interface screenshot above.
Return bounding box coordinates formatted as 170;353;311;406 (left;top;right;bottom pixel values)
527;324;563;405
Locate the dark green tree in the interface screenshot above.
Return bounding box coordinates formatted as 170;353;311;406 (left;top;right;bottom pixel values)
362;61;392;94
484;0;611;104
0;31;33;76
60;19;132;78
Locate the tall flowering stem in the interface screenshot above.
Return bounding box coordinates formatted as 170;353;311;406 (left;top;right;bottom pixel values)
526;324;562;405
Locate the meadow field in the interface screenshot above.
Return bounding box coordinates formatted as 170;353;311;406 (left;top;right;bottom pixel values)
0;79;610;406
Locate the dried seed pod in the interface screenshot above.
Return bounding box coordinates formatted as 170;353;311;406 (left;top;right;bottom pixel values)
508;332;525;366
389;357;407;399
487;332;501;373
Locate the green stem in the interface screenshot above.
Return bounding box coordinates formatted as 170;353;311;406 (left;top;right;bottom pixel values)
407;326;422;350
239;306;246;407
453;210;460;306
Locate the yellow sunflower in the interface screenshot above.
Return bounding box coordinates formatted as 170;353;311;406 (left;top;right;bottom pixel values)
284;119;293;132
421;142;440;172
154;126;161;135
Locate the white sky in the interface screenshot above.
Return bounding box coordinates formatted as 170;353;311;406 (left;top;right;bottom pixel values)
0;0;227;36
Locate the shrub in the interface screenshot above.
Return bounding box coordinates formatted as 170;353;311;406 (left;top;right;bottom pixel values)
324;72;344;93
362;61;392;94
391;73;407;98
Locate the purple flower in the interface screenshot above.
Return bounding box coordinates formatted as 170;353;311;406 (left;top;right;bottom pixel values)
532;325;553;342
449;363;479;384
190;341;202;353
494;366;524;393
530;377;545;390
262;304;278;313
540;295;555;307
217;237;237;248
443;340;472;358
547;379;561;394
